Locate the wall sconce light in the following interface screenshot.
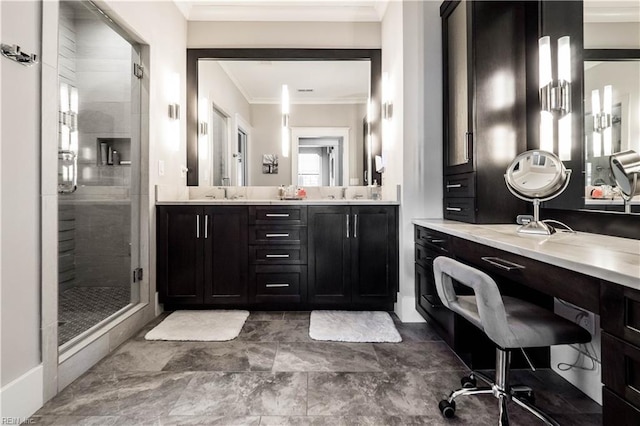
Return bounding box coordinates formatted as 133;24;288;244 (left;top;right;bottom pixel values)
168;103;180;120
591;85;612;156
382;72;393;120
538;35;572;161
281;84;290;157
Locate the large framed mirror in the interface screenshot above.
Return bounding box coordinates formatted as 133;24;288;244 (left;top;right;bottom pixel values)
582;49;640;213
576;1;640;214
186;49;382;187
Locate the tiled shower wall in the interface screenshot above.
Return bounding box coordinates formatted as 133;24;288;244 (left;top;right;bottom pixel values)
58;2;133;292
75;6;132;187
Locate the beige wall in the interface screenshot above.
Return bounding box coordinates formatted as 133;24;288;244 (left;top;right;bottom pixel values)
188;21;381;48
1;0;43;393
585;22;640;49
381;0;443;322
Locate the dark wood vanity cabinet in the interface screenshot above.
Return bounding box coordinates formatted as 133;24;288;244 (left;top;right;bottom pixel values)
248;205;307;306
157;205;248;307
308;205;398;309
601;282;640;425
441;0;528;223
157;204;398;310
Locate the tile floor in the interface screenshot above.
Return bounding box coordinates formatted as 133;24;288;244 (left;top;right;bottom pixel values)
58;286;131;345
33;311;602;425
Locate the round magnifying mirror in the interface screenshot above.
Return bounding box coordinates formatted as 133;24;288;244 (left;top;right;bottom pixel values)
504;150;571;235
610;150;640;199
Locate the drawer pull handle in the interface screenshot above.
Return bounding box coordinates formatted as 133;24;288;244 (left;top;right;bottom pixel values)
446;207;462;212
346;214;350;239
196;214;200;238
266;254;290;258
266;233;290;238
266;213;290;217
481;256;525;271
428;239;446;244
266;283;290;288
446;183;462;189
204;215;209;239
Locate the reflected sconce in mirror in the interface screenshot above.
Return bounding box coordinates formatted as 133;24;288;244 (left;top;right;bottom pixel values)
538;36;572;161
610;150;640;213
591;85;612;156
382;72;393;120
198;97;208;136
281;84;290;158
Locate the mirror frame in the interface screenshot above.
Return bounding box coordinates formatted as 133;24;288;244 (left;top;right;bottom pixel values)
186;48;382;186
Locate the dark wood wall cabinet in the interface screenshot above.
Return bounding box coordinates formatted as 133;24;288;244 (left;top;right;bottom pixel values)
157;204;398;310
441;0;528;223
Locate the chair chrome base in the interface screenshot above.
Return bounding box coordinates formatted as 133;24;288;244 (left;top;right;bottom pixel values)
438;349;560;426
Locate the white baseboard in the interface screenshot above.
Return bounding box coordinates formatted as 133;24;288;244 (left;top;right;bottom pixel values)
394;295;426;323
0;364;43;420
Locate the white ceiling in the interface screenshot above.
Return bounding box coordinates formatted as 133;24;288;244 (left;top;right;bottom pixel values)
203;60;370;104
175;0;389;22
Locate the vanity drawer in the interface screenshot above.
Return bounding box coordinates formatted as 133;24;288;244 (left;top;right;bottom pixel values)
249;206;307;225
249;245;307;265
602;332;640;410
444;173;475;198
601;281;640;348
249;226;306;245
251;265;306;304
414;226;450;253
443;197;476;223
451;237;601;313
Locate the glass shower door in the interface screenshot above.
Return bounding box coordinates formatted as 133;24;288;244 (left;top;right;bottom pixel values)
58;0;141;347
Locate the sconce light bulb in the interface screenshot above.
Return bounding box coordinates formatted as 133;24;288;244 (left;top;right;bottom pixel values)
281;126;289;158
557;36;571;83
603;85;612;114
538;36;552;89
591;89;601;114
281;84;290;115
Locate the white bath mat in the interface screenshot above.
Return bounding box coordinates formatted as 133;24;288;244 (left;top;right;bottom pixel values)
309;310;402;343
145;310;249;341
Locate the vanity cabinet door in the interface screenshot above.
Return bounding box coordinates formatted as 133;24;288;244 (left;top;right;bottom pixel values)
350;205;398;307
307;206;351;306
157;206;204;306
203;206;248;304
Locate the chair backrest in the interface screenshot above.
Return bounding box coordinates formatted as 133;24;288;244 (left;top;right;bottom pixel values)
433;256;520;348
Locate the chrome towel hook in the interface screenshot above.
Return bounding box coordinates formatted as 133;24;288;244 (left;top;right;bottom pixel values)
1;43;38;66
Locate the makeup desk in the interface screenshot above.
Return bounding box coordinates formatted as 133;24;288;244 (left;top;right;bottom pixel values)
412;219;640;425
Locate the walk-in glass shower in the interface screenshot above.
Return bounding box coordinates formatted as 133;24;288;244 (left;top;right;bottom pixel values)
57;1;141;347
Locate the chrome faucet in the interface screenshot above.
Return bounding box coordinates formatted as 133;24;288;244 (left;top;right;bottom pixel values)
218;187;228;199
341;187;347;199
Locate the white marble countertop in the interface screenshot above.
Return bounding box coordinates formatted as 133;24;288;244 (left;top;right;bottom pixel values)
157;199;399;206
412;219;640;290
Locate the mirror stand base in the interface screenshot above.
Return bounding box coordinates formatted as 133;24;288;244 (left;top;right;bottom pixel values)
517;221;556;235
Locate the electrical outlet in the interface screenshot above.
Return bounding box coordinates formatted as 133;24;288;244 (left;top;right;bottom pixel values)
158;160;165;176
578;312;596;335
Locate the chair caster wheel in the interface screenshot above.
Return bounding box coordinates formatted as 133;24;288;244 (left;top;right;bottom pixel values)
461;375;476;388
521;390;536;405
439;399;456;418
